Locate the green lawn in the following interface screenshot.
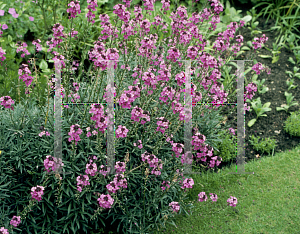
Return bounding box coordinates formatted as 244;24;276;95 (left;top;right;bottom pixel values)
148;144;300;234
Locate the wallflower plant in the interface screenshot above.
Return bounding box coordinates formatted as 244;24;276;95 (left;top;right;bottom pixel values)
0;0;271;233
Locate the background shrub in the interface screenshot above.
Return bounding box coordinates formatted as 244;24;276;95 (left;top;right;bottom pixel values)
284;110;300;137
214;129;237;163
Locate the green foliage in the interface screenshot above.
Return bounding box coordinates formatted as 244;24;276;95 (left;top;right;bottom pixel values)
0;0;271;233
276;91;299;113
246;97;272;127
219;1;252;26
248;135;278;155
0;90;197;233
226;0;259;6
214;129;236;163
284;110;300;137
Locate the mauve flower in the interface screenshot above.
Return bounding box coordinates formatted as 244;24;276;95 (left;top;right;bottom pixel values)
8;8;16;15
12;13;19;18
29;16;34;21
2;24;8;30
0;10;4;16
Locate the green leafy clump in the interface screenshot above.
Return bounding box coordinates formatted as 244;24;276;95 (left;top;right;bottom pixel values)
284;110;300;137
249;135;277;155
215;129;236;163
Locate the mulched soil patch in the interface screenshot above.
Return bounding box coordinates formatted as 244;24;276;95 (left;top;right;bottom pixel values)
217;8;300;168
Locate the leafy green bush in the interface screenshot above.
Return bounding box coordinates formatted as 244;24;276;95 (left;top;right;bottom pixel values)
214;129;236;163
284;110;300;137
248;135;278;156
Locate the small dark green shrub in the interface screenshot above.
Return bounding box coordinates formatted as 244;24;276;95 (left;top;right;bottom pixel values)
284;110;300;137
248;135;277;156
215;129;236;163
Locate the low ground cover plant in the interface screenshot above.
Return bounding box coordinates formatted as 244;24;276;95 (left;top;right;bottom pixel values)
0;0;271;233
248;134;277;156
283;110;300;137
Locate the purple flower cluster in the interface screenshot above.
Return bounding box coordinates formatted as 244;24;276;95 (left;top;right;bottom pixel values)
228;128;236;135
84;157;98;176
18;63;34;87
68;124;83;146
113;4;131;23
76;157;95;190
52;51;66;68
133;140;143;149
38;131;50;137
252;62;270;75
143;0;155;15
114;161;126;173
169;201;180;213
180;177;195;191
159;86;176;104
89;104;108;134
30;185;45;202
166;47;181;63
155;117;170;134
0;96;14;110
97;194;114;209
122;0;132;8
198;192;237;206
75;156;128;208
43;155;64;173
9;216;21;227
161;0;171;14
243;82;258;111
161;180;170;191
86;0;98;24
88;40;119;70
0;47;6;66
131;106;150;125
67;0;81;19
86;125;98;138
0;227;8;234
141;151;163;176
68;28;78;38
97;14;119;41
16;41;30;58
106;173;128;194
188;129;223;169
121;20;136;40
116;125;129;138
67;82;81;103
32;39;42;52
8;8;19;18
76;174;90;192
1;24;7;30
171;143;184;158
118;85;140;109
46;23;66;52
252;34;268;50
